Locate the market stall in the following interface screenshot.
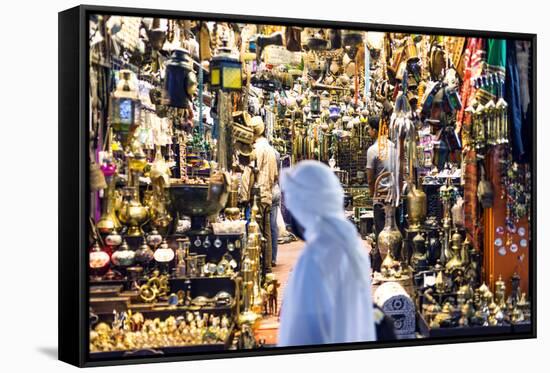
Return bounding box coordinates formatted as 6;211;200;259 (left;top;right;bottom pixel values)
87;15;533;355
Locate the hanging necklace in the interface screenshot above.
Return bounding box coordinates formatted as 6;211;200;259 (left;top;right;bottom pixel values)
378;116;389;161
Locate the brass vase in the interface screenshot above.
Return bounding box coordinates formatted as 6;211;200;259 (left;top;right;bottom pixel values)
97;178;122;233
377;204;403;260
406;183;426;231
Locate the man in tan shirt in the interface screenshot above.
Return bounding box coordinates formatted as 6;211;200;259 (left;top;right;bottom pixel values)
251;116;278;274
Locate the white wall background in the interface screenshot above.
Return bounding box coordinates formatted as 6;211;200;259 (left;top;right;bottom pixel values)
0;0;546;371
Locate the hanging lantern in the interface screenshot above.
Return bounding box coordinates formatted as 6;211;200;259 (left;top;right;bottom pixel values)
210;46;242;91
310;94;321;114
163;48;197;108
110;69;139;134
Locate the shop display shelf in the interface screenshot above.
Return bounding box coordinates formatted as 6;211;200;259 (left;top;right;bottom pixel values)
416;312;515;339
89;324;236;360
94;302;236;324
90;275;236;297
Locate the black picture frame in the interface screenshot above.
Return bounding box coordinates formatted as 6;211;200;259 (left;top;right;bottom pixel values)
58;4;537;367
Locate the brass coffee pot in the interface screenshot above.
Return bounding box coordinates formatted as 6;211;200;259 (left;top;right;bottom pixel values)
445;230;464;273
118;187;149;236
410;232;429;271
118;144;149;236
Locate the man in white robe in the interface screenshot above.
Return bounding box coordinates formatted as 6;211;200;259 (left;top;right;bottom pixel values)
278;160;376;346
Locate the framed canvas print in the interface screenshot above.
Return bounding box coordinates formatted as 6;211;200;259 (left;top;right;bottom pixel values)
58;4;536;367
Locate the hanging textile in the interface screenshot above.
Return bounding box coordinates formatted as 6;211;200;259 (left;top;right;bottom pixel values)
516;41;531;117
505;41;525;161
456;38;485;133
516;41;533;163
477;39;506;105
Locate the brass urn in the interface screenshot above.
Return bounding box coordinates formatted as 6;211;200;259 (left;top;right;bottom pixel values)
406;183;426;231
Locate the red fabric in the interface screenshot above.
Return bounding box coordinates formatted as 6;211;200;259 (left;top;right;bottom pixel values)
457;38;485;131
